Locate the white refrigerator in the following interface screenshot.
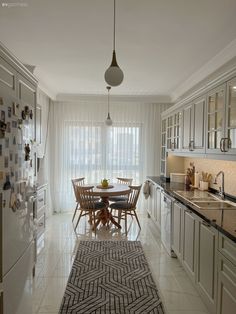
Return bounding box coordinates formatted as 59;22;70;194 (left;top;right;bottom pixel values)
0;81;37;313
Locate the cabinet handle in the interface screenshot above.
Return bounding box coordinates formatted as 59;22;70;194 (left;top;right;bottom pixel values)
220;138;224;152
189;140;194;151
202;220;211;227
38;198;44;202
171;142;175;151
38;222;44;227
186;209;192;214
224;138;231;152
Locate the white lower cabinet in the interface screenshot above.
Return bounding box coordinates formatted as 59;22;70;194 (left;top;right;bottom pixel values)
146;181;161;230
172;202;182;260
182;208;198;283
171;204;220;314
217;253;236;314
196;220;218;313
217;234;236;314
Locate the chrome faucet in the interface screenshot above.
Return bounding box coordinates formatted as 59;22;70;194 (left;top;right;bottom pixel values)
214;171;225;200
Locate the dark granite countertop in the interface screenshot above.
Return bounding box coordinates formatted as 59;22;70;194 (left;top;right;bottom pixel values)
147;176;236;243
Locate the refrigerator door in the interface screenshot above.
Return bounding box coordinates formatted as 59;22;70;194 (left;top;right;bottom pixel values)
3;189;34;276
3;241;34;314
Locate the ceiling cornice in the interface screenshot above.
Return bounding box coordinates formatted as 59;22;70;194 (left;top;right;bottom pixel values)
55;93;172;104
171;38;236;102
38;80;56;101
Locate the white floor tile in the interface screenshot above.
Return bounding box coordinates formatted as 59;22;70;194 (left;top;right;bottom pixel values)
33;211;210;314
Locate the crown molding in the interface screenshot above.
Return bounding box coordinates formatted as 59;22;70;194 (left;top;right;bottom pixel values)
56;93;172;103
38;80;56;100
171;38;236;102
0;40;38;85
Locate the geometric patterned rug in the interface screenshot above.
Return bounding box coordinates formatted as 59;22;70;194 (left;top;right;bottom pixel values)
59;240;165;313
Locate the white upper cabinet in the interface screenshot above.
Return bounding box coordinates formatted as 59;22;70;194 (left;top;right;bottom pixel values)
206;79;236;155
206;83;226;154
225;77;236;154
166;110;182;152
182;96;205;153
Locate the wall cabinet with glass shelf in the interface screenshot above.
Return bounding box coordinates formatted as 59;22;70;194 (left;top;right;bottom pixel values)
160;118;167;176
166;111;181;152
206;78;236;155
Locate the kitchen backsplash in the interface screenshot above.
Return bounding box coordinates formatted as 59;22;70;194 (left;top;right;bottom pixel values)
184;157;236;197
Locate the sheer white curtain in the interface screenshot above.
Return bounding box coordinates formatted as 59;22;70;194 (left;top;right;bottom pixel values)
49;99;168;212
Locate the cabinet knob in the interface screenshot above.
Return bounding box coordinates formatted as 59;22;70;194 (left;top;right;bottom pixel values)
202;220;211;227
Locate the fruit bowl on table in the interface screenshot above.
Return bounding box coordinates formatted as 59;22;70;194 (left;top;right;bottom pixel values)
96;184;114;189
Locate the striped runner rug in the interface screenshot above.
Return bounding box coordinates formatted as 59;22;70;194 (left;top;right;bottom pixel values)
59;240;165;313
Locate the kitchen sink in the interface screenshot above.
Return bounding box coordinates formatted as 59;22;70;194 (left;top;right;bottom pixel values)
193;201;236;210
189;197;219;202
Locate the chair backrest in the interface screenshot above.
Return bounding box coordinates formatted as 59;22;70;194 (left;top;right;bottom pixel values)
127;185;142;208
72;177;85;202
117;177;133;185
76;185;95;210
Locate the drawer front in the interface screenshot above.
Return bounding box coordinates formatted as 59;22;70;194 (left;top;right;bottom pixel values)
37;190;46;211
37;214;45;238
37;205;45;220
219;233;236;266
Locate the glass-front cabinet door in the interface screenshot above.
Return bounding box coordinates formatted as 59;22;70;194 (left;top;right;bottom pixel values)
166;115;173;150
206;84;226;153
160;118;167;176
225;77;236;154
173;111;181;151
166;111;181;152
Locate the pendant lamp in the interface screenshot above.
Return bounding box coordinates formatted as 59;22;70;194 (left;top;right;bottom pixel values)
104;0;124;87
105;86;112;126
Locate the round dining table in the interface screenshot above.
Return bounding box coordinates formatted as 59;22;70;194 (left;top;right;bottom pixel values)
91;183;130;230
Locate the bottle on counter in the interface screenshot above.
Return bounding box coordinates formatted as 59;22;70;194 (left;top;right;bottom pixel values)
194;172;200;188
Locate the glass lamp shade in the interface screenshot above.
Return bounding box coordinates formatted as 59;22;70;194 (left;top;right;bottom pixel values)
104;50;124;86
105;112;113;126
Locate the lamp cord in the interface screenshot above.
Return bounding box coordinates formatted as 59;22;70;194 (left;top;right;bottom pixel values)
113;0;116;50
108;88;110;113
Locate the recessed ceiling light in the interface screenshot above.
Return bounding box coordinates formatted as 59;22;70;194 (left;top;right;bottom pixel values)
1;2;28;8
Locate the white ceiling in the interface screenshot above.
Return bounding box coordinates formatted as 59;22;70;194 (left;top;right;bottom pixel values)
1;0;236;100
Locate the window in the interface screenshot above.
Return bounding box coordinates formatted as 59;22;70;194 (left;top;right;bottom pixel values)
66;122;142;184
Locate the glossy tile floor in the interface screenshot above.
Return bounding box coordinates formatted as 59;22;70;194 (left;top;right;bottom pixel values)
33;210;210;314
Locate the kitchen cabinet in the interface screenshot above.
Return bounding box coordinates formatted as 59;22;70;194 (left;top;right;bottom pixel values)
172;201;183;260
206;79;236;155
196;219;218;314
225;77;236;154
182;207;198;282
160;118;167;176
206;83;226;154
217;233;236;314
146;181;161;231
166;111;182;152
182;95;205;153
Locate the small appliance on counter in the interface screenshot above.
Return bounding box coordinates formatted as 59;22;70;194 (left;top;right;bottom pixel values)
170;173;186;183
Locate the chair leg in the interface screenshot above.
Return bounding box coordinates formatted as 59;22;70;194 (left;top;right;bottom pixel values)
125;211;127;235
74;209;83;230
93;211;96;234
118;210;121;224
72;203;79;222
133;210;141;229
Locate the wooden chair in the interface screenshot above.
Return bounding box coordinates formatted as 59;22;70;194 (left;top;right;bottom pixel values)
109;177;133;202
71;177;85;222
75;185;107;232
110;185;142;235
